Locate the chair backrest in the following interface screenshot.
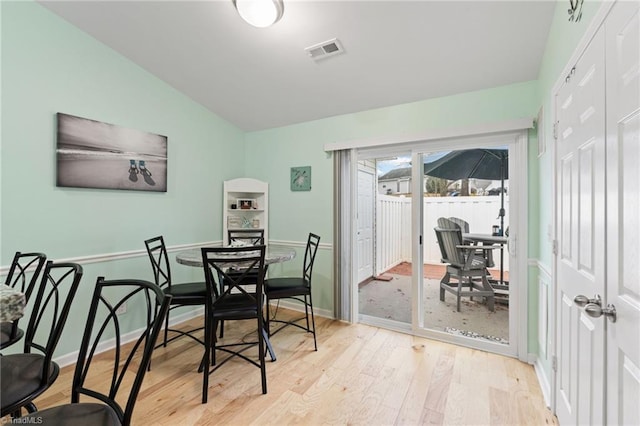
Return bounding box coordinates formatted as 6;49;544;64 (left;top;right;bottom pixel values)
435;218;460;263
447;217;470;233
4;252;47;301
302;233;321;282
228;229;265;246
437;217;461;230
201;245;266;310
23;262;83;380
434;227;466;267
144;236;172;291
71;277;171;426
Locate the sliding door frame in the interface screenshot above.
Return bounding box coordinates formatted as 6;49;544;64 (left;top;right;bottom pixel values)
329;120;531;359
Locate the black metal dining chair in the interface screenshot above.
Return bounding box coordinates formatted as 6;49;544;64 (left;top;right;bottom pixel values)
264;233;320;350
228;229;265;246
1;261;83;417
12;277;172;426
200;245;269;403
1;252;47;350
218;229;265;338
144;236;207;349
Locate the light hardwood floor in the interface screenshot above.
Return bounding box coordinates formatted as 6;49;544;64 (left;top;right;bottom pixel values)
27;309;557;425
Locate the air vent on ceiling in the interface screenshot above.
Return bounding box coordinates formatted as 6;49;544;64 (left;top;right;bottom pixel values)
304;38;345;61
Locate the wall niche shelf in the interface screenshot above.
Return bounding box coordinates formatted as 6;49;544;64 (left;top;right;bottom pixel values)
223;178;268;245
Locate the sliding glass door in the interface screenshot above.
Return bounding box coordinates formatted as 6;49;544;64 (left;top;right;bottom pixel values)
342;128;527;356
418;148;510;345
357;151;413;330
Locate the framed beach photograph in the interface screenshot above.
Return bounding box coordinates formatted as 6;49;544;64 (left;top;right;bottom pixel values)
56;113;168;192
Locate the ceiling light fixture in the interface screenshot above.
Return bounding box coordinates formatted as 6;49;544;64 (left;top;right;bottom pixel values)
233;0;284;28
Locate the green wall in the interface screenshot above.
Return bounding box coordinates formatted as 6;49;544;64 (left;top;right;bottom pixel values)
1;0;604;376
244;81;539;323
1;2;245;356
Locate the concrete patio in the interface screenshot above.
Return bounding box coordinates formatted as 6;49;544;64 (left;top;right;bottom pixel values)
358;262;509;343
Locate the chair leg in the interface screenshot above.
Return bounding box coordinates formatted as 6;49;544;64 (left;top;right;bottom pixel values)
257;316;267;394
265;296;271;337
211;320;218;366
304;297;310;331
201;335;209;404
440;272;450;301
307;294;317;351
482;276;496;312
456;278;463;312
163;313;169;347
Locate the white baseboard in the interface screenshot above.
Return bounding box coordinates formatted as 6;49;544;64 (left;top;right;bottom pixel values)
53;302;333;369
54;307;204;368
268;299;333;320
529;354;551;407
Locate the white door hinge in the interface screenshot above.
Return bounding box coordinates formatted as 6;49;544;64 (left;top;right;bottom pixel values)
552;355;558;372
553;122;559;140
552;240;558;255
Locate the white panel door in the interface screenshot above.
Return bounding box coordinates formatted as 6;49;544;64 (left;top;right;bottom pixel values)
357;169;375;283
605;2;640;424
555;25;606;426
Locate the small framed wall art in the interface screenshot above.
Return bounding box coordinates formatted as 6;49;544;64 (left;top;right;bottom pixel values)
290;166;311;191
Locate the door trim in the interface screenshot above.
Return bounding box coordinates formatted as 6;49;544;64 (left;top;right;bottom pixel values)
324;118;532;152
346;127;528;358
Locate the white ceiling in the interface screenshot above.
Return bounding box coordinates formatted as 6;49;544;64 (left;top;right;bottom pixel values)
39;0;556;132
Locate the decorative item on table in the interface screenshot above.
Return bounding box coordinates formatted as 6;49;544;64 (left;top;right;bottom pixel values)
238;199;254;209
252;219;260;228
231;203;237;210
290;166;311;191
228;216;242;229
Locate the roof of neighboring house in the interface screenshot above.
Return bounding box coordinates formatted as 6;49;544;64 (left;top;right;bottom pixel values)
379;164;437;180
379;167;412;181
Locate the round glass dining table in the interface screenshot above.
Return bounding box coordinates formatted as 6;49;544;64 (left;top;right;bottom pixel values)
174;244;295;363
175;245;296;268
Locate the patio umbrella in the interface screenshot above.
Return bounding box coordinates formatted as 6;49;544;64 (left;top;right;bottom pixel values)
424;148;509;285
423;148;508;233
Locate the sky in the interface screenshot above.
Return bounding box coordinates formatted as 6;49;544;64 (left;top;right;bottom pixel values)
376;151;449;176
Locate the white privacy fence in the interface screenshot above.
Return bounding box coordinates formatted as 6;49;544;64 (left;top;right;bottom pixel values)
375;195;510;276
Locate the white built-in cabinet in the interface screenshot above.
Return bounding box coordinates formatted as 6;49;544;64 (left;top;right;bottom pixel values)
222;178;268;245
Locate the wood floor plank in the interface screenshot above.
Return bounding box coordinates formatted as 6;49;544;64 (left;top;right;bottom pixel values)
9;309;557;425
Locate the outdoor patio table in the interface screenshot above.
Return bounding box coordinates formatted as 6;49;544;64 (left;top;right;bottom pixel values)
0;284;26;323
462;233;508;287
